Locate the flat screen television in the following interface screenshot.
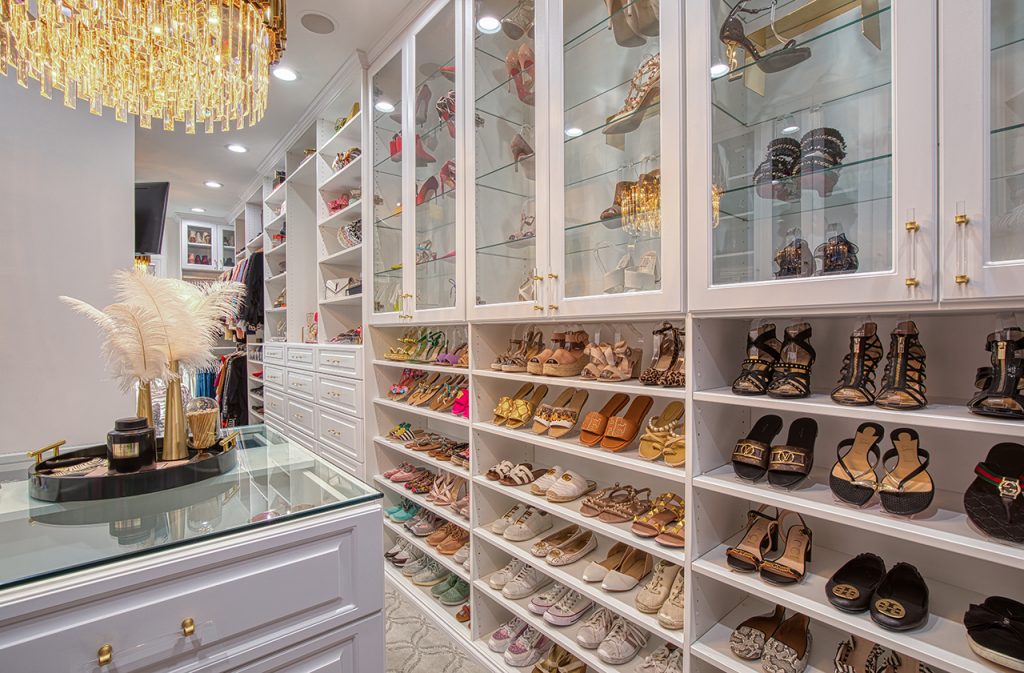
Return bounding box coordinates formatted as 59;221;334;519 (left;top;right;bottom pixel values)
135;182;169;254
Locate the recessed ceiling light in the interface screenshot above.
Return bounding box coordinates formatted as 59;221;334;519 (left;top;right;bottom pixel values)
273;66;298;81
204;181;223;189
781;124;800;135
476;15;501;33
226;143;248;153
374;100;395;113
710;62;730;78
565;127;583;138
191;207;206;213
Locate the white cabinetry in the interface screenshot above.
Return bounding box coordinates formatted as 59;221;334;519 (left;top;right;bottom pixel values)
181;218;237;272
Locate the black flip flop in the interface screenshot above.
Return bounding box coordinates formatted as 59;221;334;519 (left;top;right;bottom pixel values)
767;417;818;489
870;562;929;631
732;414;784;481
826;552;886;613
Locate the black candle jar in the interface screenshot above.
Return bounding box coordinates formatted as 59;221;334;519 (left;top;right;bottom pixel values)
106;417;157;473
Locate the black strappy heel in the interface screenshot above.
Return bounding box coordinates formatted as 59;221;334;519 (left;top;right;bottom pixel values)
969;327;1024;419
875;322;927;410
832;322;884;406
718;0;812;75
733;323;782;395
767;323;815;399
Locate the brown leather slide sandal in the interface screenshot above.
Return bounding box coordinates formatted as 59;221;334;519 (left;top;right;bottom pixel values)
578;393;629;447
601;395;655;452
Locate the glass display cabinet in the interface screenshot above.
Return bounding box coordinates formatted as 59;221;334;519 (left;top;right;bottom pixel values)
941;0;1024;303
687;0;937;313
369;1;465;324
468;0;684;320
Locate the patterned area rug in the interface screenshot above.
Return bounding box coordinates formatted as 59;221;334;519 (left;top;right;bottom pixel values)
385;585;487;673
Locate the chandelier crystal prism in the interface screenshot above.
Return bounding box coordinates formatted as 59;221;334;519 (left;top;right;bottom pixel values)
0;0;287;132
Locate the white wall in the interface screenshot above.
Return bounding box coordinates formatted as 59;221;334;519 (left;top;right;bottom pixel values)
0;84;135;450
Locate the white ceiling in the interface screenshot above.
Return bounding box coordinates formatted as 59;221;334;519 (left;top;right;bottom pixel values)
134;0;416;221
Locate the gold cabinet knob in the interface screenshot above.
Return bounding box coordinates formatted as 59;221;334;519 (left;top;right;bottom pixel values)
905;278;920;288
533;305;544;311
181;617;195;637
547;304;559;310
98;644;113;666
955;213;969;226
547;273;559;279
955;274;970;285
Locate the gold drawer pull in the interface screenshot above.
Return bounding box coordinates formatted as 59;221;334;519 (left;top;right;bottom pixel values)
181;617;195;637
98;644;113;666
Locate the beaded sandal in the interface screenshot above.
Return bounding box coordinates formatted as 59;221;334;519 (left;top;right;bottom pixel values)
875;321;927;410
832;322;884;406
732;324;781;395
767;323;815;399
604;53;660;135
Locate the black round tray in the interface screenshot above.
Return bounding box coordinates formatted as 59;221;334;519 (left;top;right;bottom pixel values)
29;436;238;503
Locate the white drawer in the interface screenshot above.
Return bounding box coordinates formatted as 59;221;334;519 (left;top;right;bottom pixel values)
265;417;289;439
316;346;362;379
0;513;383;673
285;368;315;402
286;397;316;436
315;408;363;464
286;345;316;371
263;364;285;389
315;373;363;417
288;424;315;452
264;388;286;420
263;344;286;366
226;614;383;673
316;443;364;480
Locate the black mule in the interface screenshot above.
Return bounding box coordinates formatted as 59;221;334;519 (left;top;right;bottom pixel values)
732;414;784;481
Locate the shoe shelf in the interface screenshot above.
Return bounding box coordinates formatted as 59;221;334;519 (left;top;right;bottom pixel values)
372;474;470;532
317;199;362;228
471;367;685;400
474;526;684;647
384;565;470;641
692;541;990;673
320;111;362;159
374;435;468;479
319;243;362;267
473;581;665;673
373;397;470;427
372;358;465;375
690;597;844;673
383;517;470;583
695;464;1024;571
474;421;685;482
318;155;362;194
320;294;362;308
472;476;682;567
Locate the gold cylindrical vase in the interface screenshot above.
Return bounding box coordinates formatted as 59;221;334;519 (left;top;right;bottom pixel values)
137;381;153;426
162;361;189;461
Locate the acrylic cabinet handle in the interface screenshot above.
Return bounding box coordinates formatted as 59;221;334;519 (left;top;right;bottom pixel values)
98;644;113;666
955;213;970;285
904;219;920;288
181;617;195;637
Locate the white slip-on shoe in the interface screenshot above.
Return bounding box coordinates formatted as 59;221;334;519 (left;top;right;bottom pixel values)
545;469;597;503
529;465;564;495
597;617;649;665
601;548;653;592
576;607;616;649
502;564;553;599
545;529;597;567
488;558;526;590
504;508;553;541
543;590;594;626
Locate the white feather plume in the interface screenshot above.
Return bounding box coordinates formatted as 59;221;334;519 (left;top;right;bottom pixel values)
60;296;170;390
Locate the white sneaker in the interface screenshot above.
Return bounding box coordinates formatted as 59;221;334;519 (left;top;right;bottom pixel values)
501;564;553;599
576;607;615;649
491;504;529;535
504;627;551;667
637;644;673;673
488;617;526;653
529;466;564;495
528;582;569;614
384;539;408;559
543;590;594;626
400;554;428;577
657;570;684;630
504;508;553;541
635;560;680;613
488;559;525;590
664;648;684;673
597;617;649;664
463;556;471;572
453;544;470;564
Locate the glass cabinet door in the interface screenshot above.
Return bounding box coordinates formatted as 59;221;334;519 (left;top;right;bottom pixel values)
688;0;937;312
183;221;217;270
370;50;407;322
941;1;1024;303
469;0;546;319
220;226;236;268
411;2;463;319
551;0;683;317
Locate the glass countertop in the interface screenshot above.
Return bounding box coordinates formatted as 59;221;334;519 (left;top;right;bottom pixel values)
0;425;381;592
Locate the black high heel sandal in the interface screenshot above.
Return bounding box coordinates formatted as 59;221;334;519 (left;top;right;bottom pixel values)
875;321;927;410
767;323;815;399
726;505;779;572
832;322;884;406
719;0;811;75
969;327;1024;419
732;323;782;395
759;510;812;585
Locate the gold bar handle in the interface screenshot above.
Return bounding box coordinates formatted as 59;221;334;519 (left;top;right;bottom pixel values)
28;440;66;465
904;218;920;289
97;644;113;666
955;211;970;285
218;431;240;452
181;617;195;637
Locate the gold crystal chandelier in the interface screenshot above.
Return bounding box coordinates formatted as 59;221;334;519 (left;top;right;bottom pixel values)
0;0;287;132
